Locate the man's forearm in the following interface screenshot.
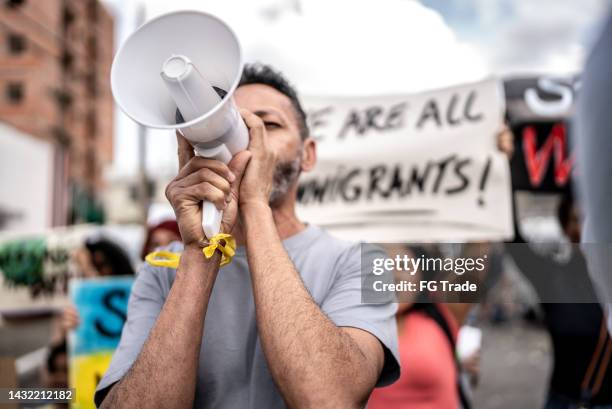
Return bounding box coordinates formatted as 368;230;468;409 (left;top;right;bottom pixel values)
242;204;378;409
100;246;220;409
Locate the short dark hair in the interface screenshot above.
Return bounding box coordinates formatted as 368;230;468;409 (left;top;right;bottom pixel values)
239;63;309;140
85;237;135;277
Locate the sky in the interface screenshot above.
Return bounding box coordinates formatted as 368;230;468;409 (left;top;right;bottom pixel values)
422;0;610;74
100;0;612;177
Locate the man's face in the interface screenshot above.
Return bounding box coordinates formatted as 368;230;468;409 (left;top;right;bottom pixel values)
150;228;181;250
234;84;304;206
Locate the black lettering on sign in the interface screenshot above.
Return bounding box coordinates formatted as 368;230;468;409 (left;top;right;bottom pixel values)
447;94;462;125
404;163;432;195
298;157;486;207
432;155;455;193
416;91;484;130
94;289;128;338
416;99;442;129
446;158;472;194
477;157;492;206
368;165;388;199
297;175;334;204
307;106;334;141
340;169;362;202
386;102;407;130
464;91;484;122
365;106;384;132
338;102;407;139
339;111;363;138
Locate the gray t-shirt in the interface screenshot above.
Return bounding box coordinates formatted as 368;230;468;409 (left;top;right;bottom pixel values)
95;225;400;408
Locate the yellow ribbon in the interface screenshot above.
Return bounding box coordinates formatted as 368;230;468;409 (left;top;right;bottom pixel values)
203;233;236;267
145;250;181;268
145;233;236;269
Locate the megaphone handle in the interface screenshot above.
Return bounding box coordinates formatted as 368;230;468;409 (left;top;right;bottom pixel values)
196;143;233;239
202;201;223;239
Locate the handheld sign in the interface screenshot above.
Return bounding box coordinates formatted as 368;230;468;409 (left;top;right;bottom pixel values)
68;277;134;409
299;78;513;242
504;76;578;192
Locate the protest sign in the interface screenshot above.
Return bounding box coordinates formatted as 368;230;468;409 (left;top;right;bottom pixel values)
68;277;133;409
504;76;578;192
298;78;512;242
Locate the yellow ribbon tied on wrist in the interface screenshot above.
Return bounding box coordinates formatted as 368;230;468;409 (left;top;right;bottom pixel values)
145;233;236;269
203;233;236;266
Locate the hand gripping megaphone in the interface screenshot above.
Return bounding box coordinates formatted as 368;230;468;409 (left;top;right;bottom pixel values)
110;11;249;239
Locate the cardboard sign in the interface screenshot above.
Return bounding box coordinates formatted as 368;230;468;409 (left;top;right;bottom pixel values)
298;78;513;242
68;277;133;409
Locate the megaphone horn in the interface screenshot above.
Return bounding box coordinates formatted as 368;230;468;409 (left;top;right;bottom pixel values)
110;11;249;239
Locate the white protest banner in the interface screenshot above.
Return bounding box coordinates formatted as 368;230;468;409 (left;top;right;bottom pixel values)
297;78;513;242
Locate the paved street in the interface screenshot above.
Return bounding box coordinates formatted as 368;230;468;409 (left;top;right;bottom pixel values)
473;320;552;409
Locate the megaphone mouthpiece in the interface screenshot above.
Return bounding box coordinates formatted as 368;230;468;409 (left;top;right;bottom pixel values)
161;55;191;80
161;55;221;123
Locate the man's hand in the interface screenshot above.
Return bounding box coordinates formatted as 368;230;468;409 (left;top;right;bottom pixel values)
165;131;251;245
238;109;277;207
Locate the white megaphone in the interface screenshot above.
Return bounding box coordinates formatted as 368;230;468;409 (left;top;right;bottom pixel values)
110;11;249;239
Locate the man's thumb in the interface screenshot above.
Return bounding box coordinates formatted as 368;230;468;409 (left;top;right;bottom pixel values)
176;130;195;170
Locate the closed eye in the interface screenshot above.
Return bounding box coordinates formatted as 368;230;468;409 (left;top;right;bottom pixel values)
264;121;281;130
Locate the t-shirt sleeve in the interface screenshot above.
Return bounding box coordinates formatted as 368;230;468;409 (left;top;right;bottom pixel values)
320;242;400;387
94;263;167;407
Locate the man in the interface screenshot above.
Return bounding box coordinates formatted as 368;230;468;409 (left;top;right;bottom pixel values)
95;64;400;409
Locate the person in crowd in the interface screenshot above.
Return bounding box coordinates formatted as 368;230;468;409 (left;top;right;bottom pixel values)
508;189;612;408
368;240;499;409
368;245;473;409
72;238;136;279
43;340;68;389
45;236;135;393
41;340;69;409
95;63;400;409
140;220;181;261
56;237;135;335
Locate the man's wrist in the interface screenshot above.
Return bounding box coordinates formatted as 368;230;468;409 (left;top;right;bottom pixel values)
181;243;221;268
240;200;272;216
240;201;273;231
184;243;206;254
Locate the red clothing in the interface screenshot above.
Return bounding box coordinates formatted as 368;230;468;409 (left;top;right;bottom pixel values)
368;304;459;409
140;220;181;260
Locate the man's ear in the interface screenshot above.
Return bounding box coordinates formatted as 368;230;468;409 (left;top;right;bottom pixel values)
300;137;317;172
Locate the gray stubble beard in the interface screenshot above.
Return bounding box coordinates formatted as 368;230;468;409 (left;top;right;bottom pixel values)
269;157;302;208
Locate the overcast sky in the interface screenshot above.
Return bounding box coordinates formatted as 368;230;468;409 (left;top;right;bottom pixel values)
101;0;612;177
